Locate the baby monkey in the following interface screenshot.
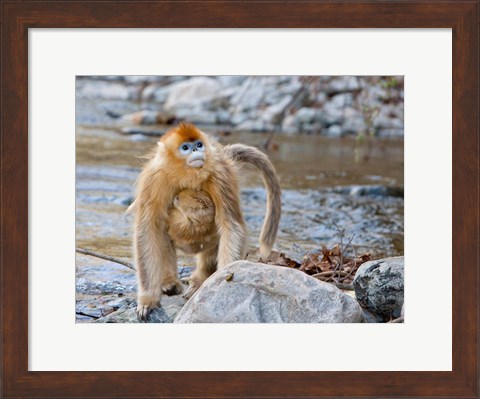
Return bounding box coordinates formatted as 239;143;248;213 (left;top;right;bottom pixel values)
168;189;218;256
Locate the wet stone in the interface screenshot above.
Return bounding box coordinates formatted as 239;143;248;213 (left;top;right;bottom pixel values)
76;278;134;295
353;256;404;321
95;295;187;323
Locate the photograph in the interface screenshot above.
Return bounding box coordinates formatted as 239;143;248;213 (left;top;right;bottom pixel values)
75;75;404;324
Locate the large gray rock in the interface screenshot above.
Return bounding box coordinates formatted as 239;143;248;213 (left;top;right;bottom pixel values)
295;107;320;124
217;76;247;87
325;76;360;94
330;92;354;108
261;95;293;125
142;83;175;103
281;114;299;135
164;77;222;112
175;107;218;125
326;124;344;138
76;80;140;100
322;102;344;125
174;261;363;323
230;77;267;111
353;256;404;320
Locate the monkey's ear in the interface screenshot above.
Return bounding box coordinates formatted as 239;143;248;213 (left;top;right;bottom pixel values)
156;141;167;156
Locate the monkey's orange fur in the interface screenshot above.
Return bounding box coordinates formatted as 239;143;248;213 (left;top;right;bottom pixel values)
131;123;281;320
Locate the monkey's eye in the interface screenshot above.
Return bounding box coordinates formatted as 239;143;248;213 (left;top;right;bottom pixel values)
194;141;205;151
179;142;192;155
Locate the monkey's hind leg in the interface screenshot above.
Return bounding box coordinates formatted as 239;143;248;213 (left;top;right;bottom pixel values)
161;262;183;296
161;240;183;296
183;246;218;300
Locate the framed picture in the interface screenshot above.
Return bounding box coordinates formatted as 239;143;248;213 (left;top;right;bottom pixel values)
1;1;478;398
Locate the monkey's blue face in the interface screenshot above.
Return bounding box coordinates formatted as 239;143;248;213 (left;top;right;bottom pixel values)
179;140;206;168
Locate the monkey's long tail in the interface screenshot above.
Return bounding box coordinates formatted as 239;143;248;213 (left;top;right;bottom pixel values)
224;143;282;258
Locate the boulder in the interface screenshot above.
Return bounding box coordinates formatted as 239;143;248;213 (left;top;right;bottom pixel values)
217;76;247;87
342;107;366;134
261;95;293;125
174;107;218;125
326;124;344;138
353;256;404;320
164;77;222;112
281;114;299;135
230;78;267;111
174;261;363;323
322;103;344;126
295;107;319;124
325;76;360;94
330;93;354;108
142;83;175;103
76;80;139;100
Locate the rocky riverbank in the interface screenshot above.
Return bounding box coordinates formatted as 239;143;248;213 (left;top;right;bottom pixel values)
76;75;404;137
83;257;404;324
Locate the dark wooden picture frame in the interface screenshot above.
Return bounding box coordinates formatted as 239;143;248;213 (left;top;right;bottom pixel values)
1;1;478;397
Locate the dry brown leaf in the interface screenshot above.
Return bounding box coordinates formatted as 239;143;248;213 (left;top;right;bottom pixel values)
255;244;374;284
259;250;300;268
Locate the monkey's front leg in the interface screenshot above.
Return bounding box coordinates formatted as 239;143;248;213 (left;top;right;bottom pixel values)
183;246;218;300
135;222;181;321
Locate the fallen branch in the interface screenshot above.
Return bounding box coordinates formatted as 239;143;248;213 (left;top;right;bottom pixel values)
261;130;276;151
76;311;100;320
311;270;349;279
76;247;135;271
341;233;356;265
328;282;354;291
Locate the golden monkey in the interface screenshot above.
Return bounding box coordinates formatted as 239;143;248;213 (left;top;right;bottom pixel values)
131;123;281;320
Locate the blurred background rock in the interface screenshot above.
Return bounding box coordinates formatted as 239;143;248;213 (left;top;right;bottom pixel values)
76;75;403;138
